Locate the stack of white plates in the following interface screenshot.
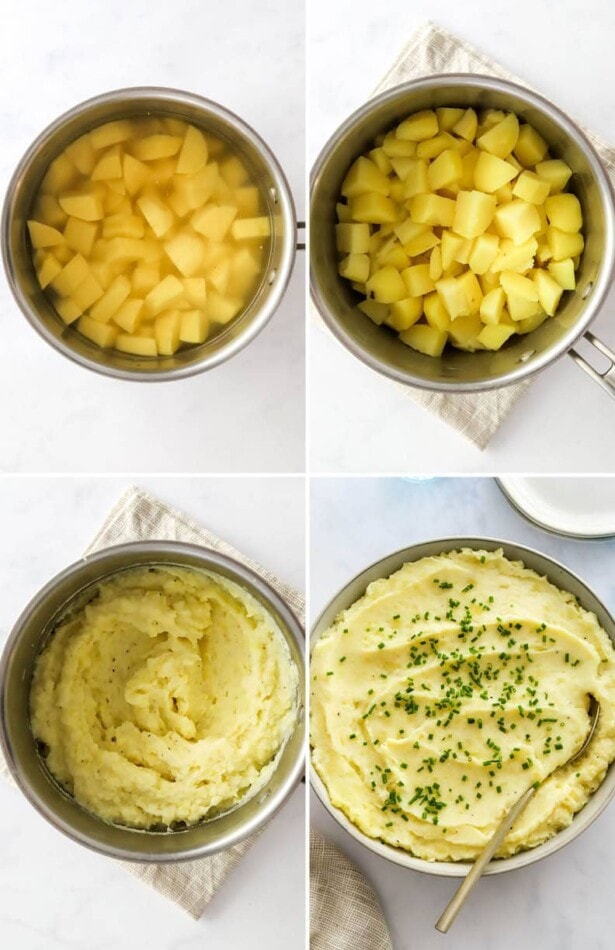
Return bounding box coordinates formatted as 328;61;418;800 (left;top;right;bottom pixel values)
498;477;615;539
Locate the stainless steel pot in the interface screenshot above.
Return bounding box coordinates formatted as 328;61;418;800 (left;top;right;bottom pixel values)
3;87;296;381
0;541;305;862
311;536;615;876
311;75;615;395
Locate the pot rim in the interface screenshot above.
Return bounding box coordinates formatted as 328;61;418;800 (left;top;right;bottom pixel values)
2;86;297;382
310;73;615;393
310;534;615;876
0;540;305;862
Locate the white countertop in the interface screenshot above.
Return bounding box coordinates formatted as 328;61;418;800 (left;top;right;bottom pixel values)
0;477;305;950
310;476;615;950
308;0;615;474
0;0;305;474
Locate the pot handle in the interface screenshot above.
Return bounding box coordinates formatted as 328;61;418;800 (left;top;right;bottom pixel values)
568;331;615;400
296;220;305;252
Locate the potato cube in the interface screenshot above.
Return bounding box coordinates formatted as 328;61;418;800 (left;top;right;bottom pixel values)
192;204;238;241
440;230;468;270
369;147;392;174
448;314;483;350
548;258;576;291
547;227;584;261
506;294;542;322
350;193;398;224
341;157;390;198
533;269;564;316
416;133;457;160
72;274;104;311
473;152;518;193
102;237;148;263
179;309;209;344
163;232;206;276
435;272;481;320
396;110;438;142
476;113;519;158
479;271;500;294
517;311;549;335
231;216;271;240
175;125;208;174
500;271;539;302
480;287;506;325
207;291;243;323
207;257;231;294
112;298;143;333
102;214;145;240
403;230;439;257
495;182;514;204
77;314;118;347
90;120;132;150
132;134;182;161
402;263;435;297
389;157;415;181
457;271;483;315
436;107;465;131
357;299;388;324
427;149;463;190
408;194;455;227
535;159;572;193
55;298;82;325
338;254;370;283
544;194;582;233
27;220;64;248
336;223;371;254
452;108;478;142
137;195;174;237
63;217;97;256
493;200;541;244
459;149;480;189
385;297;423;331
40;153;78;194
181;277;207;309
453;191;497;239
36;253;62;289
89;275;131;323
393;218;426;247
33;194;68;229
429;245;443;282
58;192;104;222
64;134;97;175
366;266;407;303
131;264;160;296
115;333;157;356
490;236;538;273
400;324;447;356
402;160;429;198
122;154;150;196
51;254;90;296
424;293;451;332
468;233;499;274
512;171;550;205
381;135;416;158
144;274;185;315
154;310;181;355
91;146;123;181
513;125;548;166
477;323;515;350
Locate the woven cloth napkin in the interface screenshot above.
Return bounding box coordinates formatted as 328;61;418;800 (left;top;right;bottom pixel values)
0;486;304;920
310;830;393;950
317;20;615;449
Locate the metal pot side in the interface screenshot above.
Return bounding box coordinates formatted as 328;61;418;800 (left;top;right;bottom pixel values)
0;541;305;862
310;536;615;876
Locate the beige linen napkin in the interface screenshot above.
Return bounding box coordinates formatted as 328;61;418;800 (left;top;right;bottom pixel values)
317;21;615;449
310;830;393;950
0;486;304;920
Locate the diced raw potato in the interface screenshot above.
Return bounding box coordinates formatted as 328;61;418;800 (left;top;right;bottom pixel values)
144;274;185;315
389;180;406;203
27;220;64;248
206;257;231;294
394;218;426;247
459;149;480;189
547;227;584;261
512;171;550;205
342;157;390;198
55;244;73;265
477;323;515;349
533;269;564;316
440;231;466;270
476;113;519;158
34;194;67;229
548;258;576;290
56;298;82;324
429;245;443;282
164;232;206;276
91;146;123;181
366;266;407;303
131;264;160;295
123;154;151;195
452;108;478;142
51;254;90;296
495;182;514;204
90;121;133;149
207;291;243;323
480;287;506;325
350;193;398;224
58;192;104;221
544;193;582;232
416;133;457;160
400;324;447;356
535;159;572;193
408;194;455;227
72;274;104;311
234;186;261;216
424;292;451;332
106;178;127;196
473;152;518;193
514;125;548;166
381;135;416;158
338;254;370;283
180;277;207;309
231;216;271;240
500;271;539;302
36;253;62;289
427;149;463;190
493;200;541;244
179;309;209;344
402;263;435;297
396;110;438;142
89;274;131;323
358;299;389;324
192;204;237;241
154;310;181;355
98;237;147;263
102;214;145;239
403;230;439;257
64;217;98;256
479;271;500;294
453;191;496;239
386;297;423;331
176;125;208;174
368;148;392;175
64;134;97;175
219;156;249;188
403;159;429;198
41;154;78;194
115;333;157;356
437;107;465;131
78;314;118;347
132;134;182;161
137;195;174;237
113;298;143;333
448;315;483;350
468;233;499;274
389;157;414;182
336;222;371;254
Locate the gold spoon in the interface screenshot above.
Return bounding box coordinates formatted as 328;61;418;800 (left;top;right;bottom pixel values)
435;695;600;934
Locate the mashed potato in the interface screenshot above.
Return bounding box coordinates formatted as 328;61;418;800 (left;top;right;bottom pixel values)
31;565;298;829
311;549;615;861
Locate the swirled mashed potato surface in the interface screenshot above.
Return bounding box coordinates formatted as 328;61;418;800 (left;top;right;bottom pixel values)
311;549;615;861
30;566;298;829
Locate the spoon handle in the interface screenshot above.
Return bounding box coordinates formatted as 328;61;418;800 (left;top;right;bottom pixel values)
435;784;537;934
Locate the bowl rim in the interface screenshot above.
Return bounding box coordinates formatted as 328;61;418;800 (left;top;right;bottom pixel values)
0;539;305;862
309;73;615;393
310;534;615;876
2;85;297;382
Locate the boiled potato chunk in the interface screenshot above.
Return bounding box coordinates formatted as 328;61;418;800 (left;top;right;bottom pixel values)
350;193;398;224
512;171;550;205
544;193;582;232
78;314;117;347
493;200;541;244
533;269;563;315
396;110;439;142
342;157;390;197
58;192;104;222
535;159;572;193
548;258;576;290
400;324;447;356
137;195;174;237
366;266;406;303
514;125;548;167
477;323;515;350
339;254;370;283
27;221;65;248
427;148;463;190
116;333;158;356
176;125;208;174
473;152;518;193
453;191;496;239
476;113;519;159
408;194;455;227
336;222;371;254
179;309;209;344
155;310;181;355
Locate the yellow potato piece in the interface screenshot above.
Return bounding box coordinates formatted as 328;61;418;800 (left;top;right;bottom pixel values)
27;220;64;248
115;333;158;356
231;216;271;241
176;125;208;175
58;192;104;222
77;314;118;347
90;275;131;323
400;324;447;356
179;309;209;344
396;110;438;142
155;310;181;355
132;134;182;161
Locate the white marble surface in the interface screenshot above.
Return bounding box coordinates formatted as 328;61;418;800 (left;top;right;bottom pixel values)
308;0;615;474
0;0;305;474
310;476;615;950
0;477;306;949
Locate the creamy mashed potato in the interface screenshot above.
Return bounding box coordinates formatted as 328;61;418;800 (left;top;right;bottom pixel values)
311;549;615;861
31;565;298;829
